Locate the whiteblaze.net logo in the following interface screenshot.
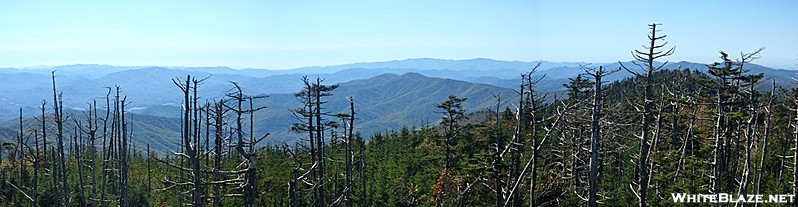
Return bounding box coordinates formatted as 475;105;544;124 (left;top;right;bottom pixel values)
671;193;794;204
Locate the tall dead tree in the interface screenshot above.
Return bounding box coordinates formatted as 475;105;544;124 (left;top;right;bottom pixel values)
736;49;764;205
506;74;526;207
118;92;130;207
619;23;675;207
708;54;735;207
793;88;798;200
210;98;229;207
524;63;544;207
175;75;204;206
225;82;269;207
754;80;775;205
491;94;504;207
584;66;619;207
504;100;573;207
51;71;70;207
71;124;85;207
292;76;318;205
704;50;763;206
560;74;592;203
99;87;112;204
335;96;356;206
291;76;338;207
32;116;41;207
79;100;100;207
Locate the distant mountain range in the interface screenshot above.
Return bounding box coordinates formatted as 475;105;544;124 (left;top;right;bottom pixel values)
1;58;795;153
0;72;518;153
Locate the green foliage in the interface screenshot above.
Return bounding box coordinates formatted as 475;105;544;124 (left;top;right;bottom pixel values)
1;65;798;207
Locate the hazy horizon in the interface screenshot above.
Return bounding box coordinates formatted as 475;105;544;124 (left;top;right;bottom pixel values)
3;57;795;71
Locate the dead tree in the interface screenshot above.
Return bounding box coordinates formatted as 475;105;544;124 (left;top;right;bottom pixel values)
584;66;619;207
735;49;765;204
51;71;70;207
504;100;573;207
506;74;526;207
619;23;675;207
147;143;152;197
32;117;41;207
560;74;592;203
292;76;318;205
674;94;699;183
9;108;37;206
118;93;130;207
491;94;504;207
173;75;204;206
99;87;112;204
331;97;357;206
40;101;48;182
210;98;229;207
71;124;86;207
347;97;355;207
754;80;775;204
708;54;736;207
314;77;337;206
524;63;545;207
156;77;266;206
793;88;798;199
291;76;338;207
17;108;25;206
77;100;100;207
224;82;268;206
703;50;762;206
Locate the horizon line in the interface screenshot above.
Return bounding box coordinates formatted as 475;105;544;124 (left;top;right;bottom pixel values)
1;57;794;71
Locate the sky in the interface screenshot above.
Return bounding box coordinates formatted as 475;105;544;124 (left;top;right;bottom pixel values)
0;0;796;69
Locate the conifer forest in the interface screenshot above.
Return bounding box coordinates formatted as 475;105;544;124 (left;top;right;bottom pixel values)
1;16;797;207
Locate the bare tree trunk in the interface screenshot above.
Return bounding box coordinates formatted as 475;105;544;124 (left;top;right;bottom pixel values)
119;96;130;207
314;78;326;206
492;95;504;207
52;71;70;207
16;108;25;207
586;66;613;207
213;100;225;207
183;77;203;207
88;100;99;207
303;77;319;206
754;81;775;207
345;97;355;207
147;143;152;197
33;130;40;207
739;78;759;206
74;126;86;207
713;77;725;207
620;23;674;207
510;75;525;207
100;88;112;205
41;101;48;174
793;93;798;201
360;139;367;207
526;66;541;207
51;147;60;206
674;103;698;183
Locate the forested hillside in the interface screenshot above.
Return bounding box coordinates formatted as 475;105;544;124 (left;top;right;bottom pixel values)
1;24;798;207
0;73;519;153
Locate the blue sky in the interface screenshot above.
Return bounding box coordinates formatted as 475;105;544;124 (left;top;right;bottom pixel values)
0;0;796;69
